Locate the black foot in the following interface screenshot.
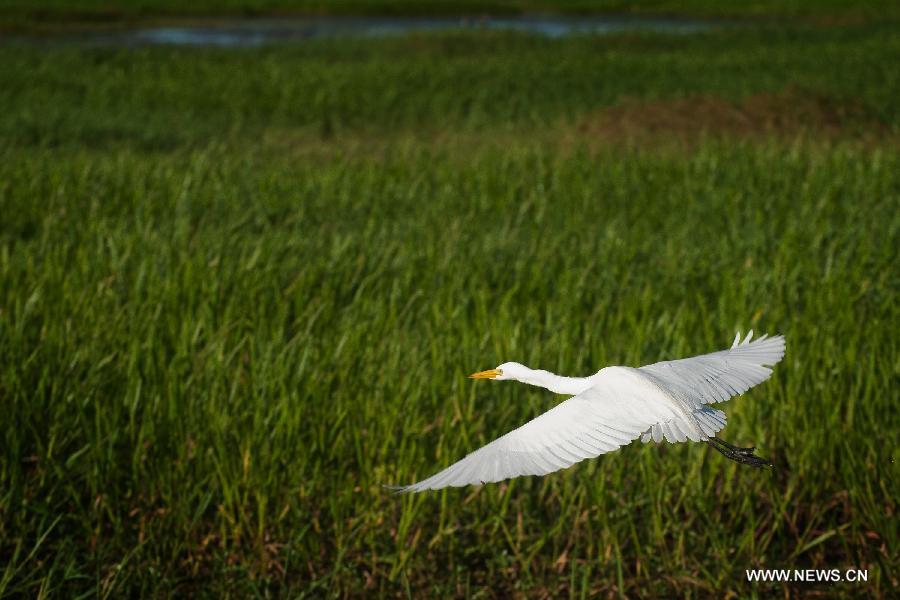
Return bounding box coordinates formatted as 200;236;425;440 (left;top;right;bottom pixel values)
706;438;773;468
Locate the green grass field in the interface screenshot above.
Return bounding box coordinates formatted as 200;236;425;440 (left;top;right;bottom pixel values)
1;10;898;598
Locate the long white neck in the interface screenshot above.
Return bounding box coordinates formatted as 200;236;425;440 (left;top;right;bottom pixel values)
513;367;596;395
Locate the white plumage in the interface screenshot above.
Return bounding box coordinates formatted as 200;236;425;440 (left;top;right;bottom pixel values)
393;331;784;492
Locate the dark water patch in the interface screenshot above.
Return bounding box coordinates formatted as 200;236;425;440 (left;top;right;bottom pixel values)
4;15;719;47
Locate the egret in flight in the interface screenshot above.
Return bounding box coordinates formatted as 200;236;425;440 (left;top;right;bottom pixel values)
392;331;784;493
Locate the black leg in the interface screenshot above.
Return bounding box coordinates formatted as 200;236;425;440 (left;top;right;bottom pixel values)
705;438;773;468
711;436;757;456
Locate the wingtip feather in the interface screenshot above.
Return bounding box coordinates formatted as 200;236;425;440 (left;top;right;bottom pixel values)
383;483;415;494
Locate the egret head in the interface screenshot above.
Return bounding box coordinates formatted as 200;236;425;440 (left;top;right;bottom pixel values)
469;362;529;381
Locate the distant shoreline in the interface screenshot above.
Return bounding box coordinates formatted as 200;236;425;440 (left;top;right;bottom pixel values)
0;0;888;33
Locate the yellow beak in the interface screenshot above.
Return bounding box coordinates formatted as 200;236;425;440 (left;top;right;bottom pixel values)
469;368;501;379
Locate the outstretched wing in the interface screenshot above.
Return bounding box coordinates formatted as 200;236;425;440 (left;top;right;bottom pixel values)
639;330;785;407
393;368;679;493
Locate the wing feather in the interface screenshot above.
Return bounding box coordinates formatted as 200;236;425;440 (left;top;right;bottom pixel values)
636;331;782;445
639;331;785;407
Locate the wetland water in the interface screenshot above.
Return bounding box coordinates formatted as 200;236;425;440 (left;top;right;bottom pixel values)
7;15;719;47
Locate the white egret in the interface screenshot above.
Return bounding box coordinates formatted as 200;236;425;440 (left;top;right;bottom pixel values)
392;330;784;492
